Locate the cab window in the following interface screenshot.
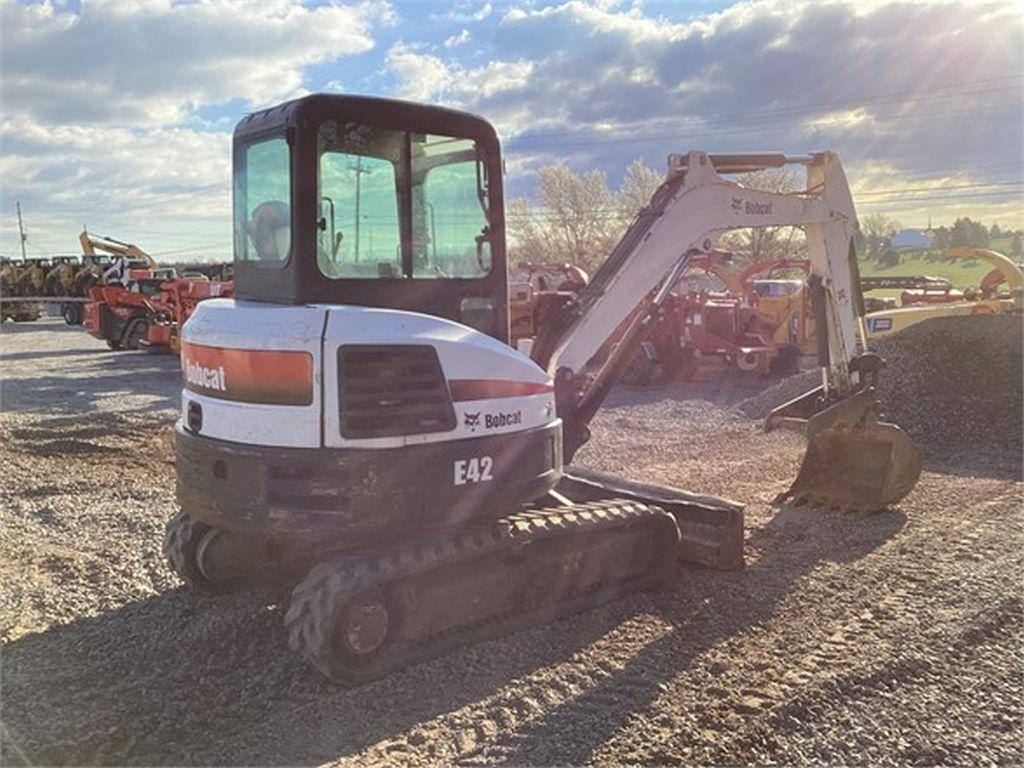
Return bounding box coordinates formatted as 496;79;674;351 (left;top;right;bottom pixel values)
234;137;291;265
316;122;492;280
411;135;491;279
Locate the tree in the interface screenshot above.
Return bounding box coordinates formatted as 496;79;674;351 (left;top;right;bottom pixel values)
1011;232;1023;259
950;217;989;249
860;213;902;260
616;157;663;225
507;158;668;272
932;225;950;250
989;222;1003;240
506;164;621;271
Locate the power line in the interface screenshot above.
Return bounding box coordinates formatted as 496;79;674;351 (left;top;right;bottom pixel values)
509;100;1022;150
151;243;233;256
506;76;1023;148
856;189;1024;205
855;180;1024;197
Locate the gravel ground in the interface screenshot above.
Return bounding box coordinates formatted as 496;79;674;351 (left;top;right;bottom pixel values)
2;318;1022;766
740;315;1023;460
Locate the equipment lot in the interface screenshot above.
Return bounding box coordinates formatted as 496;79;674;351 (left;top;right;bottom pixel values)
2;319;1021;766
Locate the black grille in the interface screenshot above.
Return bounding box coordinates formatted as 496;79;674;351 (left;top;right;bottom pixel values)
338;345;456;439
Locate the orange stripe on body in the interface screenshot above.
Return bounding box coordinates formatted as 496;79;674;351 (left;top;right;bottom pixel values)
181;341;313;406
448;379;554;402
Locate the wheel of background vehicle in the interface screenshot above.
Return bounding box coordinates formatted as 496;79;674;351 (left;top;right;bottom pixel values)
61;304;81;325
106;337;122;350
125;318;150;350
770;344;800;375
735;350;765;373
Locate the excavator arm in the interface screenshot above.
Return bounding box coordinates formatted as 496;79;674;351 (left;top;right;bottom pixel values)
78;229;157;269
532;151;921;512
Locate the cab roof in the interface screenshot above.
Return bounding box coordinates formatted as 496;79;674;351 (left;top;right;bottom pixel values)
234;93;499;145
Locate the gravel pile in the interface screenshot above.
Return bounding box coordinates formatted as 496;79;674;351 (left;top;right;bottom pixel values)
740;314;1023;458
2;319;1022;766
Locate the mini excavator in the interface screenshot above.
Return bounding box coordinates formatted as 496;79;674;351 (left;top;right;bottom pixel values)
165;95;921;684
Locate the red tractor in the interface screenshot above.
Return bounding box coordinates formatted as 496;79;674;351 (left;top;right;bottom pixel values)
509;262;588;351
83;266;175;349
146;276;235;352
84;269;233;352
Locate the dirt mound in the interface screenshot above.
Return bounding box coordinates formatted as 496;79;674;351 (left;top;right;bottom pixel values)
740;315;1023;455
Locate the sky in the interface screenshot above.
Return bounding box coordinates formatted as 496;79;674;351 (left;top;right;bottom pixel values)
0;0;1021;260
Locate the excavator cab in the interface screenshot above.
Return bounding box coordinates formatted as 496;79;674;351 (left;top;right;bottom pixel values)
231;94;509;342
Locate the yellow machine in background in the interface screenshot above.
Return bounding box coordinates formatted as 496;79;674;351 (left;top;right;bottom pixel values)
863;248;1024;338
78;229;157;268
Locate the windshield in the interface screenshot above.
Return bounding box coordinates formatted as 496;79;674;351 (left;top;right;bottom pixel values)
316;120;492;280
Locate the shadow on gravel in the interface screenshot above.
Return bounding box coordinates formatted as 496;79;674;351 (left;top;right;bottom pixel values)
3;413;174;462
493;503;907;766
0;585;630;767
1;347;111;362
1;505;906;767
0;320;82;335
0;353;180;414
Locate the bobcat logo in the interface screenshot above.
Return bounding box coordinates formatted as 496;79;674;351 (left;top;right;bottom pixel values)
463;411;481;431
731;196;743;213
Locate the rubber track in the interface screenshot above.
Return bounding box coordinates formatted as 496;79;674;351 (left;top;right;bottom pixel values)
163;511;238;594
163;510;213;591
284;499;680;685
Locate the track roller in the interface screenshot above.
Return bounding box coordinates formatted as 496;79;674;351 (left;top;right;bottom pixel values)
285;500;680;685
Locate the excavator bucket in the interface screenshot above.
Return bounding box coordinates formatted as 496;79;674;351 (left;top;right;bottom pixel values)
766;387;921;513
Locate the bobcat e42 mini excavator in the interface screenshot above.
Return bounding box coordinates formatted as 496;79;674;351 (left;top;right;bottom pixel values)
165;94;921;684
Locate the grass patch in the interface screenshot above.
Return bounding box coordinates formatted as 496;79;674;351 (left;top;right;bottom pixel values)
859;250;998;289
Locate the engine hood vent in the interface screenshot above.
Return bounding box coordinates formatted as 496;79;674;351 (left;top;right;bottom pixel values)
338;345;456;439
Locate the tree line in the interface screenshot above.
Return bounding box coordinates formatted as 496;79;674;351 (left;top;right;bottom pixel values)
507;161;1023;273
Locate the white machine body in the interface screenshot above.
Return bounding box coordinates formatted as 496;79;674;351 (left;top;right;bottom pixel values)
180;299;557;450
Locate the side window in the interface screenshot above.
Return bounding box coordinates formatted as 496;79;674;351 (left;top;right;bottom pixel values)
319;154;402;279
234;137;290;265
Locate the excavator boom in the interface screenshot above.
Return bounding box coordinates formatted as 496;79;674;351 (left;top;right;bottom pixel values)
533;151;921;512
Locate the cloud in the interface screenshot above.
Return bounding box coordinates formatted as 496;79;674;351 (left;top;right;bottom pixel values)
444;28;471;48
3;0;1020;256
434;2;492;23
385;43;455;101
0;0;392;126
386;0;1022;226
0;114;234;257
0;0;397;255
386;42;534;103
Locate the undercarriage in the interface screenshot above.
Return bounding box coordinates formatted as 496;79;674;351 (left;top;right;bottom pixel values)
166;447;744;684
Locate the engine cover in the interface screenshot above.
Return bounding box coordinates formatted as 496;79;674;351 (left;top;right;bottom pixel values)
179;299;559;450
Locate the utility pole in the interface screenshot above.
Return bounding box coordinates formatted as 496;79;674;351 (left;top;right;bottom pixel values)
348;157;371;263
16;202;27;261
